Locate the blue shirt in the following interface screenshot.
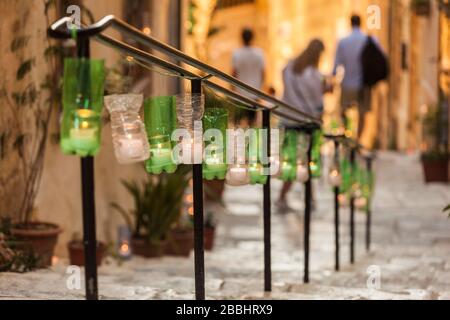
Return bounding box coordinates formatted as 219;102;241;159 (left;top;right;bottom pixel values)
333;28;367;90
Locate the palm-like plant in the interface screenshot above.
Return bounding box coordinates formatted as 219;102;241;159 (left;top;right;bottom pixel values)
111;166;191;244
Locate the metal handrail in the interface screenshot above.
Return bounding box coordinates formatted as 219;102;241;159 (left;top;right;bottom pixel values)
96;33;311;125
48;15;321;125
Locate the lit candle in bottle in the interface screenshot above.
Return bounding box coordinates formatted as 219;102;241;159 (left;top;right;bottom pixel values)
329;169;342;187
297;163;309;183
150;143;173;166
227;165;249;185
118;225;132;260
118;133;145;159
69;109;98;150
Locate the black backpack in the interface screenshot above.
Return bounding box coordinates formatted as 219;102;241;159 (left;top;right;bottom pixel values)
361;36;389;87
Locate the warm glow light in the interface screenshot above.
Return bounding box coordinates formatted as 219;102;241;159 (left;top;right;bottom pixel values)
51;256;59;266
188;207;194;216
120;243;129;253
126;56;134;62
142;27;151;35
81;121;89;129
186;194;193;203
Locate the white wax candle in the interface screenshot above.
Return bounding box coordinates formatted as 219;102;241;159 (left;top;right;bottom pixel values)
118;136;144;158
329;170;342;187
69;127;97;149
297;164;309;183
226;165;249;186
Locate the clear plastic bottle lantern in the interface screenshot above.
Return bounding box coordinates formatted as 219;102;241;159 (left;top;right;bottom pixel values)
144;96;178;174
226;130;249;186
61;58;105;156
248;129;268;185
105;94;150;164
310;130;323;178
280;130;298;182
203;108;229;180
175;94;205;164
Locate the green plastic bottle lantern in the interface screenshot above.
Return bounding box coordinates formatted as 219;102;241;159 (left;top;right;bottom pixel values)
280;130;298;182
338;157;353;205
203;108;228;180
310;130;322;178
144;96;178;174
248;129;268;185
61;58;105;156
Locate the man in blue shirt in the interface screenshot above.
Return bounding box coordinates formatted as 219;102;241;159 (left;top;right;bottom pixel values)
333;15;371;137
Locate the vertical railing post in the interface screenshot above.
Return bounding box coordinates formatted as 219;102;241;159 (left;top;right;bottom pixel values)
262;110;271;292
365;156;373;252
303;129;313;283
349;147;356;264
191;79;205;300
334;140;340;272
77;36;98;300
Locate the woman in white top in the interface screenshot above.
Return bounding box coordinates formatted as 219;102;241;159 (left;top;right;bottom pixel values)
277;39;327;213
282;38;326;124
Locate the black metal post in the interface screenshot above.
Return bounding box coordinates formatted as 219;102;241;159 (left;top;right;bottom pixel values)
303;130;313;283
349;148;356;264
334;140;340;271
262;110;271;292
191;79;205;300
77;37;98;300
365;157;373;252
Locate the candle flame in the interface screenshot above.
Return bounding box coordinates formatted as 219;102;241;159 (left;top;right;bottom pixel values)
81;121;89;129
120;243;129;253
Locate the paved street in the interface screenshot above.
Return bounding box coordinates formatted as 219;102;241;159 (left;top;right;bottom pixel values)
0;151;449;300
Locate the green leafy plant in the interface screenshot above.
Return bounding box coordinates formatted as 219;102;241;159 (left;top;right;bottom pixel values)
421;100;449;160
111;166;191;244
0;1;65;224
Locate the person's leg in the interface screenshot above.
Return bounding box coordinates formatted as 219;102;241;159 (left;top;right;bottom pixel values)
357;87;372;138
340;88;358;129
279;181;293;202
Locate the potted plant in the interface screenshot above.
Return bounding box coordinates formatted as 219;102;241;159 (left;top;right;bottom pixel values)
165;214;194;257
67;232;106;267
204;210;217;251
420;102;449;183
10;215;62;268
411;0;432;16
112;166;191;258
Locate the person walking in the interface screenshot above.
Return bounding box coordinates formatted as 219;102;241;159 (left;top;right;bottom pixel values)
276;39;327;213
232;28;266;126
333;14;387;138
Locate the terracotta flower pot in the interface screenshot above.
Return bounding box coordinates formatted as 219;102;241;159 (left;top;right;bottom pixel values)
11;222;62;267
131;237;165;258
67;240;106;266
421;158;449;183
165;229;194;257
204;227;216;251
